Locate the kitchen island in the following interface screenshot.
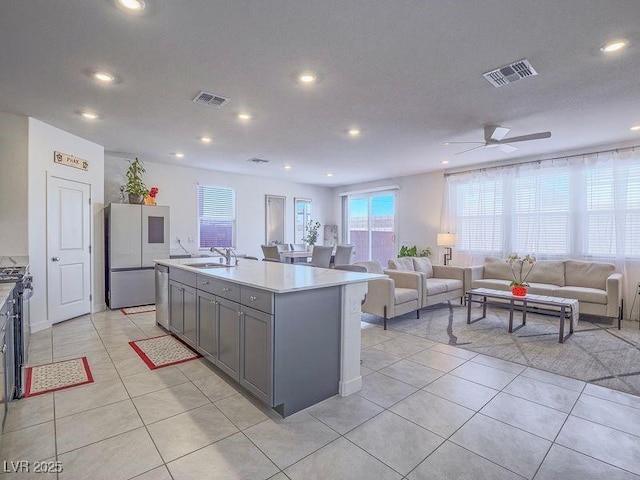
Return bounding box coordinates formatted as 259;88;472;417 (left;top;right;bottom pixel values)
155;257;382;416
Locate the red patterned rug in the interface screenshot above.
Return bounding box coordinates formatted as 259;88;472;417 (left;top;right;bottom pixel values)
121;305;156;315
25;357;94;397
129;335;200;370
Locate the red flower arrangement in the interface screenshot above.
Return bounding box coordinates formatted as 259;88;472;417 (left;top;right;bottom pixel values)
149;187;159;198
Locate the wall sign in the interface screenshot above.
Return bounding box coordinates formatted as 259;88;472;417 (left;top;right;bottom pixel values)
54;151;89;171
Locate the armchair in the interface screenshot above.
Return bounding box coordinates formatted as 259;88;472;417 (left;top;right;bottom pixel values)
355;261;422;330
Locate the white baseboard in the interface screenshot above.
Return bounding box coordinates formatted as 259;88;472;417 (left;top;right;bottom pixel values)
30;319;52;333
339;376;362;396
93;303;107;313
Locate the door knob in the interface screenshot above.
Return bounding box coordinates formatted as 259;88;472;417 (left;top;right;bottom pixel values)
51;257;60;262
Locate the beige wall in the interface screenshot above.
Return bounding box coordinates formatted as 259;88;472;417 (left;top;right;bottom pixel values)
104;156;335;260
28;118;105;332
0;111;28;255
332;170;447;264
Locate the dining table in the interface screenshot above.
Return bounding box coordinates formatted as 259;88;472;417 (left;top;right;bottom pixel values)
278;250;313;264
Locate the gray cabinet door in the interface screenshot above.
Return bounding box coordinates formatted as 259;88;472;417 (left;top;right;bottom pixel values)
183;285;197;346
197;290;218;360
217;297;240;380
169;280;184;335
240;306;273;405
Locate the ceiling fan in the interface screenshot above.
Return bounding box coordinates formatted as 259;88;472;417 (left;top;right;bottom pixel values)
445;125;551;155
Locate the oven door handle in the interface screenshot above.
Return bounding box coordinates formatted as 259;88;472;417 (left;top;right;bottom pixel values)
22;276;34;300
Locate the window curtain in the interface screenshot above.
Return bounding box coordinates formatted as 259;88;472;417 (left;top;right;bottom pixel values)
442;149;640;314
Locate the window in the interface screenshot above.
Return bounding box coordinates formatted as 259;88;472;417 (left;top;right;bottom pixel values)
345;191;396;265
445;151;640;259
513;171;570;255
198;185;235;248
455;179;503;253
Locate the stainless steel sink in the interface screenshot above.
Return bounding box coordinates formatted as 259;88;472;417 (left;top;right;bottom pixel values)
184;262;232;269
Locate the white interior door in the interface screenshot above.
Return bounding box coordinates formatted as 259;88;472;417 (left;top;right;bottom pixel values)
47;176;91;324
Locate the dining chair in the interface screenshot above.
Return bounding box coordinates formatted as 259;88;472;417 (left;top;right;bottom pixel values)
261;245;281;262
331;244;354;267
276;244;291;253
290;243;308;252
308;245;333;268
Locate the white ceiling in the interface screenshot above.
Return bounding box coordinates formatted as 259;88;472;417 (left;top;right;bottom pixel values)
1;0;639;186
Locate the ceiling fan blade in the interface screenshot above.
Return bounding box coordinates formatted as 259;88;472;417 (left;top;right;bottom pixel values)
455;145;486;155
497;132;551;143
485;125;510;142
498;144;518;153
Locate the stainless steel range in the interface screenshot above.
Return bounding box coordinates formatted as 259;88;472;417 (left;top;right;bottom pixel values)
0;265;32;398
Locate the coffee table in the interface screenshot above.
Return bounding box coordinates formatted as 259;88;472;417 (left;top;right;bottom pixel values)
466;288;580;343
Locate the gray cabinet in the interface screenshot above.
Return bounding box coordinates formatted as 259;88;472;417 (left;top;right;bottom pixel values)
217;297;240;380
169;280;184;335
196;290;218;359
169;279;196;346
239;305;273;404
182;285;197;346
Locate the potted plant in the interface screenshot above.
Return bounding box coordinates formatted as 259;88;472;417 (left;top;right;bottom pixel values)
398;245;432;258
303;220;321;246
124;157;149;204
506;254;536;296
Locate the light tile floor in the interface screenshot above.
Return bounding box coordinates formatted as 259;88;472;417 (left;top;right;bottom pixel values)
1;307;640;479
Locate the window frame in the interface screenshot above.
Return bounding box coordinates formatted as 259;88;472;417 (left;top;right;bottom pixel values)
197;184;236;250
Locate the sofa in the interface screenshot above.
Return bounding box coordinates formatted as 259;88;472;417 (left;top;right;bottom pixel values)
464;257;622;319
387;257;465;308
354;261;423;329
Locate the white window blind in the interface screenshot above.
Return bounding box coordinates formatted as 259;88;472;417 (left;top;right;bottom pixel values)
197;185;235;248
455;179;503;253
513;171;570;255
445;150;640;260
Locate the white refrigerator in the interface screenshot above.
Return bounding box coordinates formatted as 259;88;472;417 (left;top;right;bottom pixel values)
105;203;170;309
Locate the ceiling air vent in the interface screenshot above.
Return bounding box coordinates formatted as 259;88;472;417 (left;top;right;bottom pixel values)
192;91;229;108
247;157;270;164
483;59;538;88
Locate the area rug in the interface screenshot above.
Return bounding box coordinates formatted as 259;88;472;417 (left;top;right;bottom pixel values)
363;303;640;396
25;357;94;397
129;335;200;370
121;305;156;315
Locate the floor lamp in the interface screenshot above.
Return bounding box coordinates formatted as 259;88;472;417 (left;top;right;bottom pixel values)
437;233;456;266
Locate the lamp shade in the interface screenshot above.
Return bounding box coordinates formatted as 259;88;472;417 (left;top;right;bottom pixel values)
437;233;456;247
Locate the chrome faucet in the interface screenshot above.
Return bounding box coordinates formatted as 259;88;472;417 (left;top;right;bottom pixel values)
210;247;237;266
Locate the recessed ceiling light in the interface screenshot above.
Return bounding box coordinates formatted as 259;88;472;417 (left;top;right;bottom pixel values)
80;111;99;120
174;152;184;158
442;160;449;164
238;113;252;121
117;0;145;11
600;40;627;53
326;173;334;177
298;72;317;84
348;128;361;137
93;71;115;83
631;125;640;131
284;165;292;170
200;136;213;144
443;142;450;146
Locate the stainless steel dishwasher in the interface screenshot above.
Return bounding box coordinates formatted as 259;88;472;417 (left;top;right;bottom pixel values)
155;264;169;329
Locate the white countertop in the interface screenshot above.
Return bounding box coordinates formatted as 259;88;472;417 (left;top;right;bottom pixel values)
156;257;384;293
0;255;29;268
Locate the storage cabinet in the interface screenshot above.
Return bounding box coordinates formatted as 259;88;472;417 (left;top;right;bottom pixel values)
216;297;241;380
168;279;196;346
239;305;273;404
167;266;341;416
196;290;218;359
